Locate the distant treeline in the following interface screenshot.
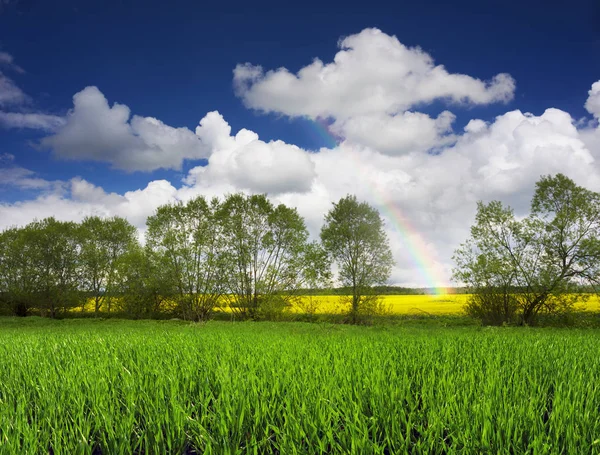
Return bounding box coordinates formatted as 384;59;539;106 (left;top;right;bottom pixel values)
298;286;468;295
0;193;396;321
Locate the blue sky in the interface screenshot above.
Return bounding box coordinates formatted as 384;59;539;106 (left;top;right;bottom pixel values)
1;0;599;286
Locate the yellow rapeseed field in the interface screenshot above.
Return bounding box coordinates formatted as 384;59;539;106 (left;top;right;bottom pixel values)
291;294;600;315
75;294;600;315
291;294;470;315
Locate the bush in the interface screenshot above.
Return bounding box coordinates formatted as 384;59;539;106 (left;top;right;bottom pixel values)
464;290;518;326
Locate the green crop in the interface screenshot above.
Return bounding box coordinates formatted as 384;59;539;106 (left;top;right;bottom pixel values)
0;319;599;454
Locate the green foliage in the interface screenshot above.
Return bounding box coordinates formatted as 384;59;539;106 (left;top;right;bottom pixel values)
0;216;138;318
321;195;394;323
0;227;36;316
114;246;174;318
453;201;522;325
0;193;401;321
145;196;225;321
454;174;600;325
79;216;138;315
0;218;81;317
2;319;600;453
219;193;328;320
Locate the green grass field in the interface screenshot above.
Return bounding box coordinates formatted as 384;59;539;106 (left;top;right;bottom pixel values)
2;318;600;454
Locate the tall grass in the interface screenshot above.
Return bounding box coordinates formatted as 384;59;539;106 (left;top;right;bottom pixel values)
0;319;599;454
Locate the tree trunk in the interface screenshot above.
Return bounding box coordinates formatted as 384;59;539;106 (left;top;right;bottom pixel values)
351;288;360;324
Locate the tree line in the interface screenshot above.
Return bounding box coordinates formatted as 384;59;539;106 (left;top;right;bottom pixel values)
0;194;394;321
3;173;598;326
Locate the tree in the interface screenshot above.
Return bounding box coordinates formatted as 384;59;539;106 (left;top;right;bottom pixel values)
320;195;394;323
15;219;81;318
78;216;138;315
293;241;333;319
145;196;225;321
453;174;600;325
0;227;39;316
452;201;522;325
219;193;324;320
114;245;174;319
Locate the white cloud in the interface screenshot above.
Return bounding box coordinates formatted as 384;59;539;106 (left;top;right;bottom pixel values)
188;111;316;194
291;107;598;286
585;80;600;119
580;121;600;158
71;177;179;227
0;58;65;132
0;53;66;133
0;176;179;233
0;111;66;131
234;28;515;120
41;86;211;171
0;167;52;190
331;110;456;155
0;71;27;106
229;139;316;193
464;119;487;133
0;154;62;191
0;51;25;73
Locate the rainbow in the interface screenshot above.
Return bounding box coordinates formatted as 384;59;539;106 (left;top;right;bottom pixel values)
306;117;448;295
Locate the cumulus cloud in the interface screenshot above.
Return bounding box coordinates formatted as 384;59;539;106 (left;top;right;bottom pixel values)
585;81;600;119
0;176;179;233
189;111;316;194
71;177;179;226
287;107;598;285
579;80;600;165
462;109;596;198
41;86;211;171
331;111;456;155
234;28;515;120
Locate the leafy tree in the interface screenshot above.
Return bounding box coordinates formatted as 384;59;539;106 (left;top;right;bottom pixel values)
114;245;174;318
293;241;333;319
19;218;81;318
219;193;324;320
0;227;39;316
78;216;138;315
452;201;522;325
320;195;394;323
453;174;600;325
145;196;225;321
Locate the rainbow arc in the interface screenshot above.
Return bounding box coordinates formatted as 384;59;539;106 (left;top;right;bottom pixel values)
308;117;449;295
